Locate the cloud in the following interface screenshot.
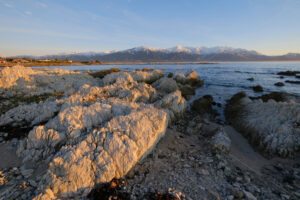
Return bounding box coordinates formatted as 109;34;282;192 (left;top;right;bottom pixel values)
25;11;32;15
37;2;47;8
4;3;13;8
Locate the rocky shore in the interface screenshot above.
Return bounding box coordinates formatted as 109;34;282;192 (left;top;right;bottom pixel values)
0;65;299;200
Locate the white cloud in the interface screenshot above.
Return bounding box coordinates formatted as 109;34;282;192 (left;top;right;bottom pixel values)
4;3;13;8
37;2;47;8
25;11;32;15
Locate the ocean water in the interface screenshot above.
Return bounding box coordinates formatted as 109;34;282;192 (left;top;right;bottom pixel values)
36;62;300;119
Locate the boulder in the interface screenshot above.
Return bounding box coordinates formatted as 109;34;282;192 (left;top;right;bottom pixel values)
191;95;218;117
252;85;263;92
179;85;195;99
211;129;231;154
185;69;199;85
152;77;178;94
274;82;284;87
173;70;200;86
225;92;300;157
34;107;168;199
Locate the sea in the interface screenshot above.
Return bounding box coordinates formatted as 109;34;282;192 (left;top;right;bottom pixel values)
34;62;300;120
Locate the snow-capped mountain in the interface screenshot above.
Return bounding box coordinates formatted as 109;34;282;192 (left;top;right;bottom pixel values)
34;46;300;62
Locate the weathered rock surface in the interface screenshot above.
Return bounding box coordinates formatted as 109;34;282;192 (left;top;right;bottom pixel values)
0;65;188;199
211;128;231;154
0;65;98;98
225;92;300;157
173;70;199;85
152;77;178;94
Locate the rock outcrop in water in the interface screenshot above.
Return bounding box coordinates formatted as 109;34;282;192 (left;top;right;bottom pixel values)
225;92;300;157
0;65;187;199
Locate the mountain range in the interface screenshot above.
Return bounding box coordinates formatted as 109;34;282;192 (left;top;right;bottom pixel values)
37;46;300;62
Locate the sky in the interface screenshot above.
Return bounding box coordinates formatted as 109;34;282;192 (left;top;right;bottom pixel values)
0;0;300;56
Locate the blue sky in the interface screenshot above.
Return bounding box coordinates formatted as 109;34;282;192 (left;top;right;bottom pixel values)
0;0;300;56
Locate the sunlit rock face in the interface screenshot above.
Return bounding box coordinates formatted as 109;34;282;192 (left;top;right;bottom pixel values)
0;65;187;199
225;93;300;157
0;65;98;97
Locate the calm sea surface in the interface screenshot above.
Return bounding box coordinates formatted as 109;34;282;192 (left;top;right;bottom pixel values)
35;62;300;119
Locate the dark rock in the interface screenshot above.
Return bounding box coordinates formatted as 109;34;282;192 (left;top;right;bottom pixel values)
179;85;195;99
192;79;204;87
250;92;286;102
277;71;300;76
90;68;121;78
274;82;284;87
88;178;130;200
142;68;154;72
167;72;173;78
143;191;182;200
192;95;219;116
225;92;247;122
247;78;254;81
252;85;263;92
285;80;300;84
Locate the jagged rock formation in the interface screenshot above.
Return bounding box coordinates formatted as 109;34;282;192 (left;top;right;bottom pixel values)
225;92;300;157
0;65;98;97
0;65;187;199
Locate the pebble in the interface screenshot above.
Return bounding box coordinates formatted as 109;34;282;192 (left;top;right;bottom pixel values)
28;179;37;187
243;190;257;200
21;169;33;178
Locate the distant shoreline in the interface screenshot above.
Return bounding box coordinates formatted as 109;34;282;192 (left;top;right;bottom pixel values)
2;60;300;68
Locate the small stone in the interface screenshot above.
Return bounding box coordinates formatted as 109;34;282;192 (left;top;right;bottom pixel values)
227;195;234;200
294;192;300;198
243;190;257;200
28;179;37;187
281;194;290;199
198;169;209;175
21;169;33;178
231;188;244;199
211;129;231;154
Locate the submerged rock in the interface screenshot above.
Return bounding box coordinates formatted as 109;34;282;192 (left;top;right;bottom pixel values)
277;70;300;76
285;80;300;84
252;85;263;92
274;82;284;87
225;92;300;157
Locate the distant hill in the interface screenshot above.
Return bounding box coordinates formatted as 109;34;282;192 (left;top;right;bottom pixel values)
36;46;300;62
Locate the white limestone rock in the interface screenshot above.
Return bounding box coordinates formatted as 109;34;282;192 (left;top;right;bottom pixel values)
154;90;187;121
130;70;164;83
173;70;199;85
0;66;189;199
226;93;300;157
0;65;97;97
33;106;168;199
0;101;60;127
173;73;187;84
152;77;178;94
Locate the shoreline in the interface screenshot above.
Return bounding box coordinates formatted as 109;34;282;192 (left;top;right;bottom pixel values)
0;65;299;199
2;60;300;68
